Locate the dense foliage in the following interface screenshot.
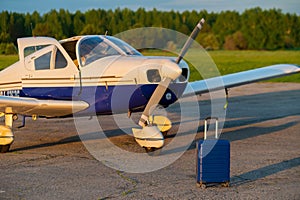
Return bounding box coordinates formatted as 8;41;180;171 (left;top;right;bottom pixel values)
0;7;300;54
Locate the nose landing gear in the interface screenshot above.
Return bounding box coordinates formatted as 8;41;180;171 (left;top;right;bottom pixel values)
132;115;172;152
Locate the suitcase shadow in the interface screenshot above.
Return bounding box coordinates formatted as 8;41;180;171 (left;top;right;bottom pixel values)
230;157;300;186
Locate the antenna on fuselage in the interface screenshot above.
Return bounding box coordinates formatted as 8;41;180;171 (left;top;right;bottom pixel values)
30;23;35;37
105;30;108;36
30;23;37;52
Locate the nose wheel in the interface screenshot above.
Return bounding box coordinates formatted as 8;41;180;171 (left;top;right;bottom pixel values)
144;147;161;152
132;126;165;149
144;146;163;156
132;115;172;151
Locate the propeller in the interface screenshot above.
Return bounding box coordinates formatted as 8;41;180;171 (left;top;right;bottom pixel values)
133;18;205;150
138;18;206;127
176;18;205;64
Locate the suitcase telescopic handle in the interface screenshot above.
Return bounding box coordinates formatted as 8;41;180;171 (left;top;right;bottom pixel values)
204;117;219;139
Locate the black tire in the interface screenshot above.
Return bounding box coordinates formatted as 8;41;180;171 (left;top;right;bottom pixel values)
162;130;169;137
0;144;10;153
144;147;162;156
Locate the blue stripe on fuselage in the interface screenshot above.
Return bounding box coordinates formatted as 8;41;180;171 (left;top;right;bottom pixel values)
21;83;187;115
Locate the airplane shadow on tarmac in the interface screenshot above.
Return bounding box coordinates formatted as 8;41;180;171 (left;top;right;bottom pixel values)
10;135;82;152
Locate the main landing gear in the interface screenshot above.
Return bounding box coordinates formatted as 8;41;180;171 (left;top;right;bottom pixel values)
0;109;15;153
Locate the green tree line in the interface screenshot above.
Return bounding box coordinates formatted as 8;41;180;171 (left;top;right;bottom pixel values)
0;7;300;54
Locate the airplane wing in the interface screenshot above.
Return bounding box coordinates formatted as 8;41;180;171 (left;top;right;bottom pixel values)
0;96;89;117
183;64;300;97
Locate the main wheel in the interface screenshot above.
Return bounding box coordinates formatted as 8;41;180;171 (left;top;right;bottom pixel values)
0;144;11;153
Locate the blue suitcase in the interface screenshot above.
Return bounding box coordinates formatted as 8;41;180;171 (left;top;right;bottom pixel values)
196;117;230;188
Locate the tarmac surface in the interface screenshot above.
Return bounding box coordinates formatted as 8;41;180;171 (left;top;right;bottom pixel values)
0;82;299;200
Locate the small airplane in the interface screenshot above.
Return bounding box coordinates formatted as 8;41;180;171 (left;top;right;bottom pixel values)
0;19;299;153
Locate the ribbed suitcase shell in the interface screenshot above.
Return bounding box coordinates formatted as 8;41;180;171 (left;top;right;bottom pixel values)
196;117;230;187
196;139;230;185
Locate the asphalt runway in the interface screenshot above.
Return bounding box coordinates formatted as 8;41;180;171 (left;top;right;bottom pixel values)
0;83;299;199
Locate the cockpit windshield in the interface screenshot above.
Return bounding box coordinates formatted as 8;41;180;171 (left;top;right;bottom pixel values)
106;36;142;56
78;36;142;67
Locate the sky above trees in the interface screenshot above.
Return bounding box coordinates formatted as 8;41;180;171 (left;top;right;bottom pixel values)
1;0;299;15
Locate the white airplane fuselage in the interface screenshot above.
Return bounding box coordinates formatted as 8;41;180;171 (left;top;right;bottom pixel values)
0;35;189;117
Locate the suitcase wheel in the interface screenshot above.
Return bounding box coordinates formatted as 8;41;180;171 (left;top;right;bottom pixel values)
221;182;230;187
196;182;206;189
197;182;229;188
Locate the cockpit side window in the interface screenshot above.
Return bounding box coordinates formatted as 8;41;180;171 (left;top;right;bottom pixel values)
35;51;51;70
31;46;67;70
61;40;78;67
55;49;68;69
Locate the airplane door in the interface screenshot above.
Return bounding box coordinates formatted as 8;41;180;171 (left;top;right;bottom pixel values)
18;37;80;99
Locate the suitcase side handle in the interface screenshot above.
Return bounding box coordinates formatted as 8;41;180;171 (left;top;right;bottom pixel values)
204;117;219;139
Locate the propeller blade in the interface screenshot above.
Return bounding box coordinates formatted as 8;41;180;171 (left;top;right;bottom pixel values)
138;18;205;128
138;60;182;127
139;77;171;127
176;18;205;64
